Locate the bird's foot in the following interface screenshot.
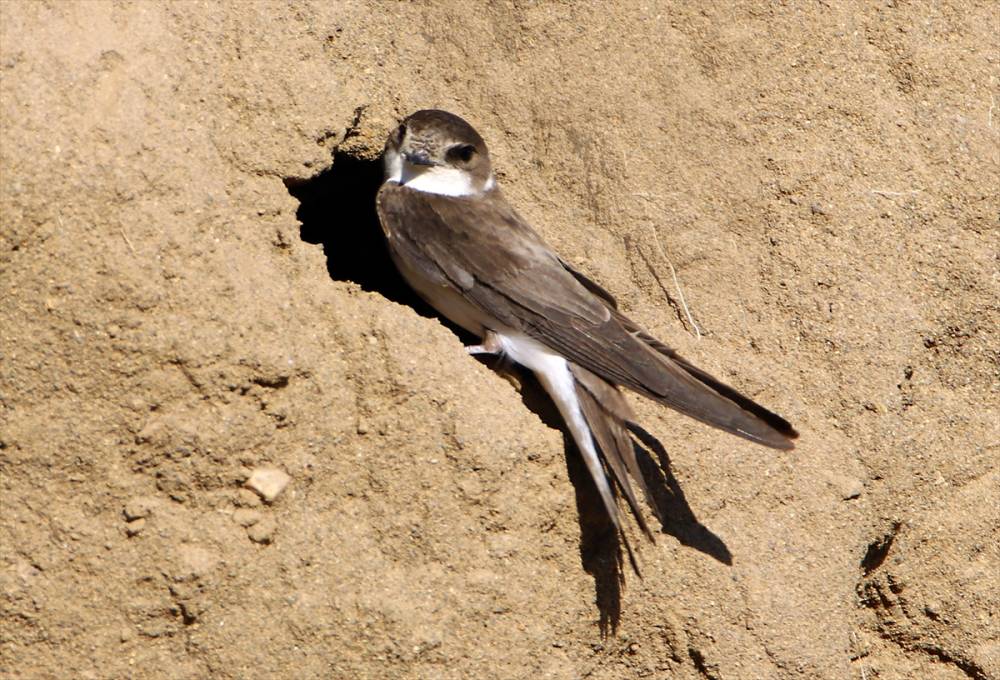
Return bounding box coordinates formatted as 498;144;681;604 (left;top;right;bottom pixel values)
465;330;503;356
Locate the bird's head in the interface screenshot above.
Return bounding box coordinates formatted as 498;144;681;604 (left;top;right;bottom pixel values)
383;109;495;197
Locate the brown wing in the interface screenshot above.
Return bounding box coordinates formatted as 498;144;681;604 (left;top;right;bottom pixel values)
562;259;798;442
377;183;797;449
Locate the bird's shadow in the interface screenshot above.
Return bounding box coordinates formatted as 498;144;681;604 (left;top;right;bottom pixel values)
284;152;732;635
516;373;731;635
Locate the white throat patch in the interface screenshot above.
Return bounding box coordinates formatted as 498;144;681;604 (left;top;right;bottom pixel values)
399;165;477;196
384;148;490;197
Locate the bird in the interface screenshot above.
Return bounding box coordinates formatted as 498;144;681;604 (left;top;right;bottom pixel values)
375;109;797;543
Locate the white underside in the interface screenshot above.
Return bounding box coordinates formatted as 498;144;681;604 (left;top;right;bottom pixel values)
390;246;491;335
496;332;618;525
395;258;610;505
384;147;493;197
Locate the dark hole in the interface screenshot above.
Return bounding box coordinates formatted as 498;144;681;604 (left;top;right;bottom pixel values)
283;151;439;318
284;149;478;344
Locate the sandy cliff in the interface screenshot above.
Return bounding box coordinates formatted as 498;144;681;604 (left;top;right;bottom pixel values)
1;2;997;678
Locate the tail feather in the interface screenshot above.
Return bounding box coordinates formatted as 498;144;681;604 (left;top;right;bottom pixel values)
571;363;659;542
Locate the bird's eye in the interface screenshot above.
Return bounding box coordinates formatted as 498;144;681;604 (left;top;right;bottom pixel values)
395;124;406;142
447;144;476;163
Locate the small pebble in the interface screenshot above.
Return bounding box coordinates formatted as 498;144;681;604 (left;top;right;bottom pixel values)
458;477;483;499
234;488;262;508
123;497;154;521
232;508;261;527
830;474;864;500
125;518;146;536
245;467;291;503
173;544;218;582
842;479;864;500
247;516;277;544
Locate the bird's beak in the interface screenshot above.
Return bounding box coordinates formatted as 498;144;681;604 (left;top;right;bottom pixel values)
402;149;437;167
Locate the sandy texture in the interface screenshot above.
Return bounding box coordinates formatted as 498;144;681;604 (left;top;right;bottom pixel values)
2;2;997;679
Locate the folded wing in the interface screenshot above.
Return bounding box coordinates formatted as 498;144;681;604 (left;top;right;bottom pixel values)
377;184;797;450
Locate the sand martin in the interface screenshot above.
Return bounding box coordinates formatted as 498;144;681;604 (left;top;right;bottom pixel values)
376;109;797;540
